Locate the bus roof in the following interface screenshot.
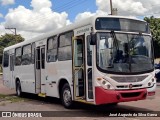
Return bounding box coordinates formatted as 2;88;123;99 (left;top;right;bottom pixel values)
4;15;145;51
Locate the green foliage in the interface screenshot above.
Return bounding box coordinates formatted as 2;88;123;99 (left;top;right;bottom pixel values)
144;16;160;58
0;94;28;104
0;34;24;64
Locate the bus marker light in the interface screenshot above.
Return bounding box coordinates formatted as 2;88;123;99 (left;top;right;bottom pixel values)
102;80;106;85
106;84;110;89
148;82;151;86
97;77;102;81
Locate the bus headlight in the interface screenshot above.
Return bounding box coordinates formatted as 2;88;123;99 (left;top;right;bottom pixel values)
97;77;114;90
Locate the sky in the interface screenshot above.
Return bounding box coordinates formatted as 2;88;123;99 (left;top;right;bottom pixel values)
0;0;160;40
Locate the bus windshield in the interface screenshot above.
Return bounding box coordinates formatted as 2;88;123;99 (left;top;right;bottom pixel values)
97;32;154;74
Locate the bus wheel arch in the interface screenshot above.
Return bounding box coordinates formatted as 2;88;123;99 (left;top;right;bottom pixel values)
15;78;22;97
58;79;73;108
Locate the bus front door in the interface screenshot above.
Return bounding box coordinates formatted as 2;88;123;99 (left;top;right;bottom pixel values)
73;36;86;100
35;46;46;96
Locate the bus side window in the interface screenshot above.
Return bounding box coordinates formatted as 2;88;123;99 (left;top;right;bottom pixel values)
32;43;35;64
22;44;31;65
47;36;57;62
3;51;9;67
58;31;73;61
15;47;22;66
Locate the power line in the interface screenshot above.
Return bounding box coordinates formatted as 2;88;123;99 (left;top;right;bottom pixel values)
5;27;17;35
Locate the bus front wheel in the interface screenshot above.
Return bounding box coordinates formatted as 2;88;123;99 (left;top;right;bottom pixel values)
16;81;22;97
61;83;73;108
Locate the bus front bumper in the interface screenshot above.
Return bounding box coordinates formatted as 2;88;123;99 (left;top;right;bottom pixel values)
95;86;155;105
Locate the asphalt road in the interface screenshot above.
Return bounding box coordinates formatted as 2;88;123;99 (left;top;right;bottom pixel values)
0;75;160;120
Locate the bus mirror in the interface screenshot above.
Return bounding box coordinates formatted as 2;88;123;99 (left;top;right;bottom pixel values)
90;33;96;45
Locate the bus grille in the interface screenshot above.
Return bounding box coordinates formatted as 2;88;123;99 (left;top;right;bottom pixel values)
111;75;148;83
116;84;142;89
121;92;141;98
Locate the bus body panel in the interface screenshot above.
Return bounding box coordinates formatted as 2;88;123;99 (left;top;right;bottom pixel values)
14;64;35;93
45;60;72;98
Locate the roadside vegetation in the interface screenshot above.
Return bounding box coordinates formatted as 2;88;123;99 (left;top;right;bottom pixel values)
144;16;160;59
0;94;28;106
0;34;24;73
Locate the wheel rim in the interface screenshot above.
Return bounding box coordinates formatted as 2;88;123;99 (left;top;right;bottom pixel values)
63;88;71;106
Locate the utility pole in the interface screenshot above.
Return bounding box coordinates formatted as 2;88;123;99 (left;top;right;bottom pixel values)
5;27;17;35
5;27;17;43
110;0;113;15
109;0;118;15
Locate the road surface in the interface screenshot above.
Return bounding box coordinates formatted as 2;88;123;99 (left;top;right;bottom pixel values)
0;75;160;120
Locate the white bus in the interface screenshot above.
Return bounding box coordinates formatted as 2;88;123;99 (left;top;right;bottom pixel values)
2;15;156;108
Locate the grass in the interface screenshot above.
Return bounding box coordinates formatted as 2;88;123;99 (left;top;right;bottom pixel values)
0;94;28;103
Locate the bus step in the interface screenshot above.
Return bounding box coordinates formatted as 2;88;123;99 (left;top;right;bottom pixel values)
38;93;46;97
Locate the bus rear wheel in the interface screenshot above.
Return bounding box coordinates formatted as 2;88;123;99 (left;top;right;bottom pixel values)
61;83;73;108
16;81;22;97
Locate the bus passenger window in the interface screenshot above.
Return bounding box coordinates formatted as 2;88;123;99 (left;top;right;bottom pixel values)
36;48;40;69
31;43;35;64
22;44;31;65
41;48;45;69
15;47;22;66
58;31;73;61
47;37;57;62
3;51;9;67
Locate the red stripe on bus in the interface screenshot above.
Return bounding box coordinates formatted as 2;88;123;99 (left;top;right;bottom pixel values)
95;86;147;105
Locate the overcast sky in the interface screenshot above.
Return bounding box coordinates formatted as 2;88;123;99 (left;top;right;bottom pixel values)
0;0;159;40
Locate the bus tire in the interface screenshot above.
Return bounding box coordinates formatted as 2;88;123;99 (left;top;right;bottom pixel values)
16;81;22;97
61;83;73;109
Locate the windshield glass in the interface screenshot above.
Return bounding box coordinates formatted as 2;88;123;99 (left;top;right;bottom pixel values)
97;32;153;73
95;18;150;33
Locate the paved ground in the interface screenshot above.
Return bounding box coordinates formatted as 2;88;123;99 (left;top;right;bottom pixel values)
0;75;160;120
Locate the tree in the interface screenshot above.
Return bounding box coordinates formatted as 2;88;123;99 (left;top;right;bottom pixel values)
144;16;160;58
0;34;24;64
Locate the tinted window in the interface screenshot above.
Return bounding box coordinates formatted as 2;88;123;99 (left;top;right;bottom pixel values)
58;31;73;61
32;43;35;64
3;51;9;67
95;18;150;33
15;47;21;66
22;44;31;65
59;32;72;47
41;48;45;69
47;36;57;62
36;48;40;69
